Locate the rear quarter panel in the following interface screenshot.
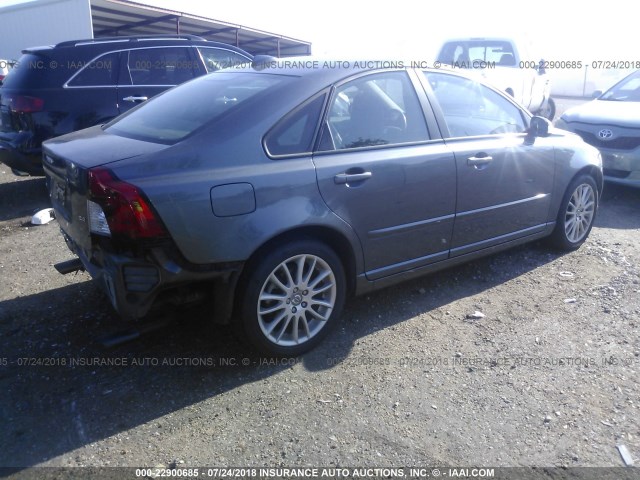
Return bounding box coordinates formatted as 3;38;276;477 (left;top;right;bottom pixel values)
109;114;363;270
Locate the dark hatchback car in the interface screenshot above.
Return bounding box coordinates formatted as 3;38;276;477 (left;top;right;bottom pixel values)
44;60;602;355
0;35;251;175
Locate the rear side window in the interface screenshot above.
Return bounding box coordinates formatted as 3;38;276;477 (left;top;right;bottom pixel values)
67;52;119;87
197;47;251;72
264;94;326;156
125;47;196;86
106;72;289;143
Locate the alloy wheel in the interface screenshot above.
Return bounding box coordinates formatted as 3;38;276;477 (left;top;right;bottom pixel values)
564;183;596;243
257;254;337;347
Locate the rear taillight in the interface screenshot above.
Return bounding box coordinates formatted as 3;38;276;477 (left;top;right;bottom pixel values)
6;94;44;113
87;167;168;240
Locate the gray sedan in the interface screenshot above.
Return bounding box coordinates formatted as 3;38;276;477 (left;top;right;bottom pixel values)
43;60;602;355
556;69;640;187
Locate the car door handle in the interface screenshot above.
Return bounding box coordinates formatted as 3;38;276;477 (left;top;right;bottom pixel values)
122;96;149;103
334;172;372;184
467;155;493;167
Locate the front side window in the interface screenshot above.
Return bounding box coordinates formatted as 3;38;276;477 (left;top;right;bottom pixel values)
197;47;250;73
126;47;196;86
424;72;526;138
67;52;119;87
318;71;429;151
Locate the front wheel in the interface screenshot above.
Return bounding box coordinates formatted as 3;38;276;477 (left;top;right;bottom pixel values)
547;175;598;250
237;240;346;356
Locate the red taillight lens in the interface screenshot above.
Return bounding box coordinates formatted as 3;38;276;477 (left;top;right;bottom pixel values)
6;94;44;113
88;168;168;240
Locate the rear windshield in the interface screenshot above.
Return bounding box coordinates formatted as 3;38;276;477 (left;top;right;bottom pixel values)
106;72;290;143
1;53;52;89
438;41;516;67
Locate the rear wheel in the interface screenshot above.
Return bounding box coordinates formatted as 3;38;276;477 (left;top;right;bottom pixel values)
548;174;598;250
237;240;346;356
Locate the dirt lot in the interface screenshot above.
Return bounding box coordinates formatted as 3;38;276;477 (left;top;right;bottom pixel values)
1;102;639;473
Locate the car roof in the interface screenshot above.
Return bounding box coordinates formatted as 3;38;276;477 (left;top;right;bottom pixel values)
23;35;250;56
235;56;498;89
236;57;422;88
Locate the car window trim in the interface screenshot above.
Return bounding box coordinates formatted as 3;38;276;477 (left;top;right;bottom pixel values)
63;50;121;88
262;89;330;160
64;45;244;89
406;68;443;140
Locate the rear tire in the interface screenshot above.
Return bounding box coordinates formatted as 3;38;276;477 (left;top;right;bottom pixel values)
538;97;556;121
237;240;346;356
547;174;598;250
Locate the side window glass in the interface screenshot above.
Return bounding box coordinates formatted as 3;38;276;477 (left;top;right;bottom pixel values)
318;71;429;151
127;48;196;86
67;52;119;87
265;94;325;156
197;48;250;73
423;72;526;137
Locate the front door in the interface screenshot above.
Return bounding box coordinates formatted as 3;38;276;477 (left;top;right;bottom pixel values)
421;71;555;257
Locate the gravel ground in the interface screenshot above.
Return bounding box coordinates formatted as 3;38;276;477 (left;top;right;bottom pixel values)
1;99;639;473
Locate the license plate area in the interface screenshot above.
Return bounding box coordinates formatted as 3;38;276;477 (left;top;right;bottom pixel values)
50;178;71;221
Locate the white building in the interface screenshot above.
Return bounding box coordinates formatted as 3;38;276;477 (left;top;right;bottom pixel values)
0;0;311;61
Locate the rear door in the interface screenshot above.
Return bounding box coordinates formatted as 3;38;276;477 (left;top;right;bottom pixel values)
63;51;121;128
117;46;198;114
313;70;457;280
420;71;555;257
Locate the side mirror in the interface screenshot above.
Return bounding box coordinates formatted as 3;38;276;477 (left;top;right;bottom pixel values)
527;116;551;139
591;90;603;99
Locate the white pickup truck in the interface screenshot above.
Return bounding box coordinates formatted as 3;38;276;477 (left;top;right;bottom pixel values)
436;37;555;120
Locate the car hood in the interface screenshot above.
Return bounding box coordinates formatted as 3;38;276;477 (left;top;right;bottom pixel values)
43;125;168;169
562;99;640;128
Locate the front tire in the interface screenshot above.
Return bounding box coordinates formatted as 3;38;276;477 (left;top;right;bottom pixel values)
237;240;346;356
548;174;598;250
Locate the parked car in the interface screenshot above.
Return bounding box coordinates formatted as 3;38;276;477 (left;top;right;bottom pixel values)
555;69;640;188
436;37;555;120
0;59;14;84
0;35;251;176
44;60;602;356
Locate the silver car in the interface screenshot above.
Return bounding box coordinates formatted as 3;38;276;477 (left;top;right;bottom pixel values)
556;69;640;187
43;60;603;355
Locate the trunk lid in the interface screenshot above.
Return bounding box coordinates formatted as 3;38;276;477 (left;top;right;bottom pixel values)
43;126;169;254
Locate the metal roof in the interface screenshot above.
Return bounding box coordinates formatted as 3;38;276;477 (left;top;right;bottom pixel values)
90;0;311;57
